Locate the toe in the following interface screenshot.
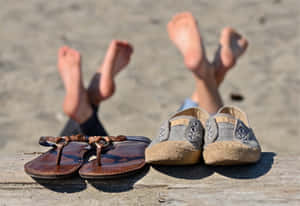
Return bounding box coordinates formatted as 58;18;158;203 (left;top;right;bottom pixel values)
221;47;235;68
119;40;129;46
239;37;249;51
126;43;134;54
173;12;193;22
111;40;119;47
121;41;134;53
69;48;77;56
118;41;130;50
172;12;196;27
167;21;173;35
58;46;68;57
65;48;72;58
68;48;76;54
222;27;235;36
73;51;80;61
221;27;234;46
109;40;119;52
69;48;81;62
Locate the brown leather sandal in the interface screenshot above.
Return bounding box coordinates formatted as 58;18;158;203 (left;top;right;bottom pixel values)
79;136;151;179
24;134;91;179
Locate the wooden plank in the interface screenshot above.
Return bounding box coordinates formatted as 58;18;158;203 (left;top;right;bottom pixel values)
0;152;299;205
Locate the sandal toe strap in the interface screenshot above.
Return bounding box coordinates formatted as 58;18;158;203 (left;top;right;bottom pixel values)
39;134;89;166
89;135;127;166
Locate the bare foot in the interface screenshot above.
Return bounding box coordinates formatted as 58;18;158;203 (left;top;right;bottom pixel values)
168;12;222;113
167;12;212;78
213;27;248;86
58;46;92;123
87;40;133;106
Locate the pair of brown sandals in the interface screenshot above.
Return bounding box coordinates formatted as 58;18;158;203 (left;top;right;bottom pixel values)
24;134;151;179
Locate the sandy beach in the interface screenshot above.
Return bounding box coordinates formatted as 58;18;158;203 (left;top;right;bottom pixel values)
0;0;299;156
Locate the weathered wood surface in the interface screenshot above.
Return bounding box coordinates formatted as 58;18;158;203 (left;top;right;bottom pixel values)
0;152;299;206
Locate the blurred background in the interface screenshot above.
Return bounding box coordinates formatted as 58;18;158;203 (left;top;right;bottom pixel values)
0;0;299;155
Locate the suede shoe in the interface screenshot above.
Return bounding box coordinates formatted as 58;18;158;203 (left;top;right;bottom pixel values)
145;107;209;165
203;106;261;165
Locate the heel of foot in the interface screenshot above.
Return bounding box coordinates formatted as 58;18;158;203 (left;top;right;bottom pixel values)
220;47;235;69
184;53;203;71
63;94;93;124
100;79;115;100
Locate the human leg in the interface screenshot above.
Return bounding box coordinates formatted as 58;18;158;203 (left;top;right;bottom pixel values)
59;41;133;136
168;13;249;113
60;107;108;136
57;46;106;136
87;40;133;106
213;27;248;86
168;12;222;114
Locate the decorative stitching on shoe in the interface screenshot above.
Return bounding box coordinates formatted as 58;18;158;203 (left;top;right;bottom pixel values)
185;119;204;149
205;118;218;145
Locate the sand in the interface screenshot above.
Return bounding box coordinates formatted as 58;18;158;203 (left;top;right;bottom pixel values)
0;0;299;156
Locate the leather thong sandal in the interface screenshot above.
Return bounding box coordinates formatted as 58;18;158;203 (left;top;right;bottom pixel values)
24;134;91;179
79;135;151;179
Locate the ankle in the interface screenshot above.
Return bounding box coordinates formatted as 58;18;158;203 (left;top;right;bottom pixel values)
63;97;94;124
194;75;223;113
215;71;226;87
184;53;203;71
194;66;215;84
197;77;218;92
191;76;218;105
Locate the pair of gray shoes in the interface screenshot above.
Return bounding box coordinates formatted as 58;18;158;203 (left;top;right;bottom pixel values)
145;106;261;165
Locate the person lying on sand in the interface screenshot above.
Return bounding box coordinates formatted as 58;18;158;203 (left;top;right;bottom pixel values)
58;12;248;137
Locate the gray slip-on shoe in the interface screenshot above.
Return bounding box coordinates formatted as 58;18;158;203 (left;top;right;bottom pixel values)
145;107;209;165
203;106;261;165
